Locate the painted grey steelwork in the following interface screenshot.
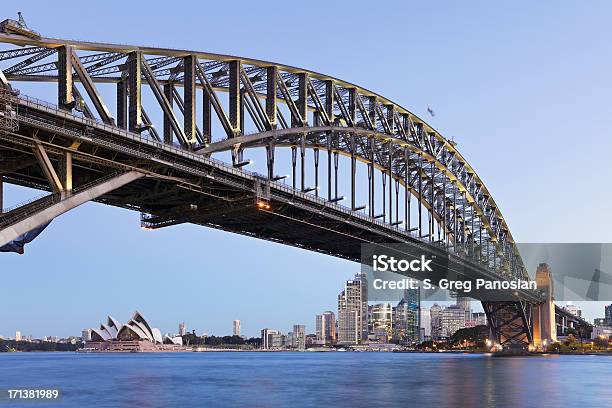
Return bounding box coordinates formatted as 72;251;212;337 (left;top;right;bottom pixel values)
0;27;539;348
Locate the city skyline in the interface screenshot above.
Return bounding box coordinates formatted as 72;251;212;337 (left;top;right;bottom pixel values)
3;1;612;337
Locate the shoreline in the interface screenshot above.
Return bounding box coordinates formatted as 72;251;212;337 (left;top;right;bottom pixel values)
4;349;612;356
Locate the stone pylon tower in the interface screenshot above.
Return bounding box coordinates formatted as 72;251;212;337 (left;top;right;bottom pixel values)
532;263;557;348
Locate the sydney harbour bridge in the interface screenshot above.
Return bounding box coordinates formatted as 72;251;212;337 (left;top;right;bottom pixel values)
0;18;587;349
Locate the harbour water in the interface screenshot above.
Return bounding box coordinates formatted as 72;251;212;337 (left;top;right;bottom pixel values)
0;352;610;407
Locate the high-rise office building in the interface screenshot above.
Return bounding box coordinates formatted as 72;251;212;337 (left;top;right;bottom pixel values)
393;288;420;344
337;310;359;345
430;304;442;340
179;322;186;336
261;328;282;349
233;320;241;336
370;303;394;342
316;311;336;345
337;272;368;343
440;305;466;338
604;304;612;326
285;332;294;348
456;296;471;322
292;325;306;350
15;331;22;341
419;307;431;341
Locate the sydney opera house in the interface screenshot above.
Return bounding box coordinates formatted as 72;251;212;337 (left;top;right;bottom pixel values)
80;311;190;352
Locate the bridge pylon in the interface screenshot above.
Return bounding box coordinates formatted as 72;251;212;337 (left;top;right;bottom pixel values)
532;263;556;349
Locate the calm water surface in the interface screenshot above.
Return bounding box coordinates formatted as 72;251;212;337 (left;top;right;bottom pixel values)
0;352;610;407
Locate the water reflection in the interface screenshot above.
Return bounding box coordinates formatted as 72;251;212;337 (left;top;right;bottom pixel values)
0;352;610;407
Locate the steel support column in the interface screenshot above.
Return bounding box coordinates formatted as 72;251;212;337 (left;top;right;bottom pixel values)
57;46;73;111
183;55;197;145
127;52;142;132
59;151;72;195
163;83;174;144
296;73;308;126
266;66;277;128
229;60;241;136
351;135;356;209
116;79;127;129
347;88;356;125
202;85;212;144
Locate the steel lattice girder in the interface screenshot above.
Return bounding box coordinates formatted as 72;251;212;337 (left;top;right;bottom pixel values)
483;301;533;348
0;32;527;281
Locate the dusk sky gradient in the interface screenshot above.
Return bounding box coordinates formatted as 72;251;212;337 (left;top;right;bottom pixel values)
2;1;612;338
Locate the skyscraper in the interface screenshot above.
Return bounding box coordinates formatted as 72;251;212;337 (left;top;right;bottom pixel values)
370;303;394;342
178;322;186;336
337;310;359;345
233;320;241;336
456;296;471;322
15;331;22;341
419;307;431;341
430;304;442;340
292;325;306;350
605;304;612;326
393;288;420;344
337;272;368;343
440;305;466;338
316;311;336;345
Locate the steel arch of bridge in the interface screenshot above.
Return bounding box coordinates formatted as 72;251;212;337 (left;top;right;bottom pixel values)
0;31;535;347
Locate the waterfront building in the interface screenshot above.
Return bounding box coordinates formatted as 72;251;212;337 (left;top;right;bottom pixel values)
337;310;359;345
337;272;368;342
430;304;442;340
420;307;431;341
440;305;466;338
393;289;420;344
605;304;612;326
178;322;187;336
293;325;306;350
285;332;294;347
261;328;282;349
370;303;394;342
305;334;317;347
233;320;241;336
592;326;612;340
81;312;189;352
15;331;21;341
315;311;336;345
81;329;92;342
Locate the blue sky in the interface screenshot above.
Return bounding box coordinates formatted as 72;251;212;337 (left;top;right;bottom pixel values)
2;1;612;338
